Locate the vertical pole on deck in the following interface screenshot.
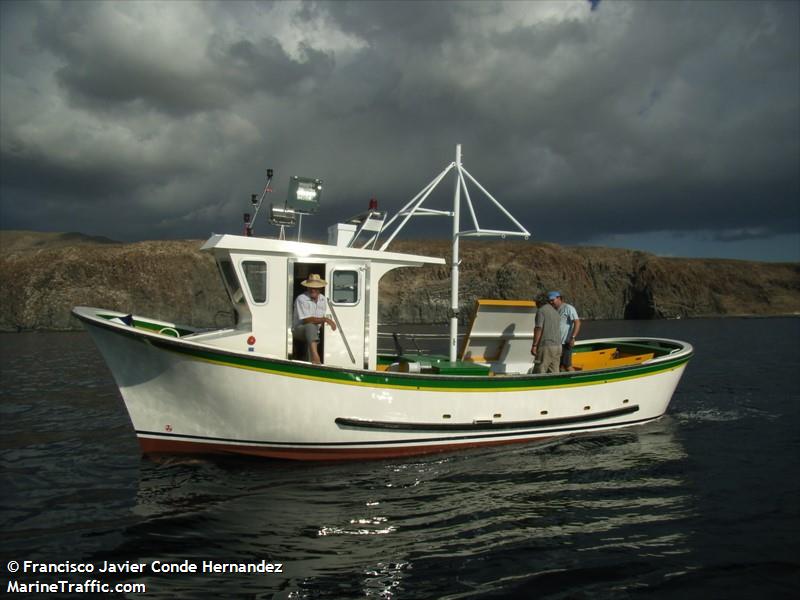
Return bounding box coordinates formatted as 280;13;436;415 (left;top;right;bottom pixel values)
449;144;462;363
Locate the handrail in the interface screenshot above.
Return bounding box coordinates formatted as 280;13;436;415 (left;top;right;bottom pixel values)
328;303;356;365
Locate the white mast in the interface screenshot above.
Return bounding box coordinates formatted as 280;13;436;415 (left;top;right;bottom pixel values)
450;144;462;363
374;145;531;363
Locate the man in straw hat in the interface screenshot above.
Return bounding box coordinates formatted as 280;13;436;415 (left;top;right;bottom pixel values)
292;273;337;364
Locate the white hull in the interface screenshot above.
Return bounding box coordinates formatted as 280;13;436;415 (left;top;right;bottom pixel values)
77;307;692;460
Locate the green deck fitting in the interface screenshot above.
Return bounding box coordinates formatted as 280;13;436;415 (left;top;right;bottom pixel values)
377;353;492;376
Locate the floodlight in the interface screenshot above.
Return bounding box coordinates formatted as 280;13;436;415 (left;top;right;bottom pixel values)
270;205;297;227
287;176;322;214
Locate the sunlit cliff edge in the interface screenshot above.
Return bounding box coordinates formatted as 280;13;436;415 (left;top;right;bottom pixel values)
1;231;798;331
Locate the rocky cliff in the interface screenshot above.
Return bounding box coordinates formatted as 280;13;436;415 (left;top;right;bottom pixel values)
1;231;798;331
0;232;233;331
381;239;800;322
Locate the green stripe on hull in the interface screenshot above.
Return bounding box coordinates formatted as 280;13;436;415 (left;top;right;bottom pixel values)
152;337;691;392
98;313;195;337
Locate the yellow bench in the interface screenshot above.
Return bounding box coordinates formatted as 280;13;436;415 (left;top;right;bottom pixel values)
572;348;618;370
573;348;655;371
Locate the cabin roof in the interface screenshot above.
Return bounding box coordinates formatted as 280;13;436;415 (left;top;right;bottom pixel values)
201;234;446;266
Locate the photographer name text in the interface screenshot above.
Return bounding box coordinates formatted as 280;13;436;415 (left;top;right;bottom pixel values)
9;559;283;574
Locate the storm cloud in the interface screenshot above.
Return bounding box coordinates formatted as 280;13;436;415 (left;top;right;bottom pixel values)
1;0;797;260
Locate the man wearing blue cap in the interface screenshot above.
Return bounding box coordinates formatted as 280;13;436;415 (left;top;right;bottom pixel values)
548;291;581;371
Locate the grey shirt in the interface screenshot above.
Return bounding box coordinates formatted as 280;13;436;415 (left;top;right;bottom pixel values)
535;303;561;347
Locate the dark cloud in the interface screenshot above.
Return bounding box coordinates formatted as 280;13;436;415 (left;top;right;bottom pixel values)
550;176;800;244
30;2;224;115
712;227;772;243
320;0;466;45
27;1;333;116
0;0;797;260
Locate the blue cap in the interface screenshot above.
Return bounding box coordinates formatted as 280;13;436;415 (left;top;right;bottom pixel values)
547;291;561;300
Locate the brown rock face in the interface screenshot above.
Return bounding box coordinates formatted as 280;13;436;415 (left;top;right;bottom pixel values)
0;232;233;331
1;232;797;331
379;240;800;322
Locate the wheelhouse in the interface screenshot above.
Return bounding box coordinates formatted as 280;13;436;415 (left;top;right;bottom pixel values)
196;234;444;370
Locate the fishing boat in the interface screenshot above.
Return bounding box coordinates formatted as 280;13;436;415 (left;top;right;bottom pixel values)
73;146;693;460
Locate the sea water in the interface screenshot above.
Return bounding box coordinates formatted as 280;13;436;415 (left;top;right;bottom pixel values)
1;318;798;598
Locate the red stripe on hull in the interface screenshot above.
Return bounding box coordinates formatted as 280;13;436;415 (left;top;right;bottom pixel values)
138;435;556;461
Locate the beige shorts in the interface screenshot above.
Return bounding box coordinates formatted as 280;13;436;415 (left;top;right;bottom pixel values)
534;345;561;374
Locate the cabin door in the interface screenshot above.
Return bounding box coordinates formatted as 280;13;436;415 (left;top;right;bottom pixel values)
324;264;367;369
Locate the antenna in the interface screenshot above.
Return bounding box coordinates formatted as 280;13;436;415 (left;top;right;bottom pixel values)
244;168;274;237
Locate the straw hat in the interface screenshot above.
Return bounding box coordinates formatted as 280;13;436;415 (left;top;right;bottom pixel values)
301;273;327;288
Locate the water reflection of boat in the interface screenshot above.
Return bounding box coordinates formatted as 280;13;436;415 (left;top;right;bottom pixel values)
74;146;692;460
124;419;691;596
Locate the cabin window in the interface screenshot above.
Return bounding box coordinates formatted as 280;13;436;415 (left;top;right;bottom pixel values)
242;261;267;304
219;259;245;305
332;270;359;305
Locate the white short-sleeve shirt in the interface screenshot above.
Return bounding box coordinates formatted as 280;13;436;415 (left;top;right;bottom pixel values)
558;303;580;344
293;292;328;328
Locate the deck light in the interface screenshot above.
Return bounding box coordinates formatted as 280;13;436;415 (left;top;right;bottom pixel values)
269;205;297;227
286;176;322;214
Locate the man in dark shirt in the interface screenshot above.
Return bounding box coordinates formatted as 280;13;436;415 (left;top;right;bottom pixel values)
531;294;562;373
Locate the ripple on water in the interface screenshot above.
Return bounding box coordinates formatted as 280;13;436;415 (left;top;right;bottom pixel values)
3;324;800;599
